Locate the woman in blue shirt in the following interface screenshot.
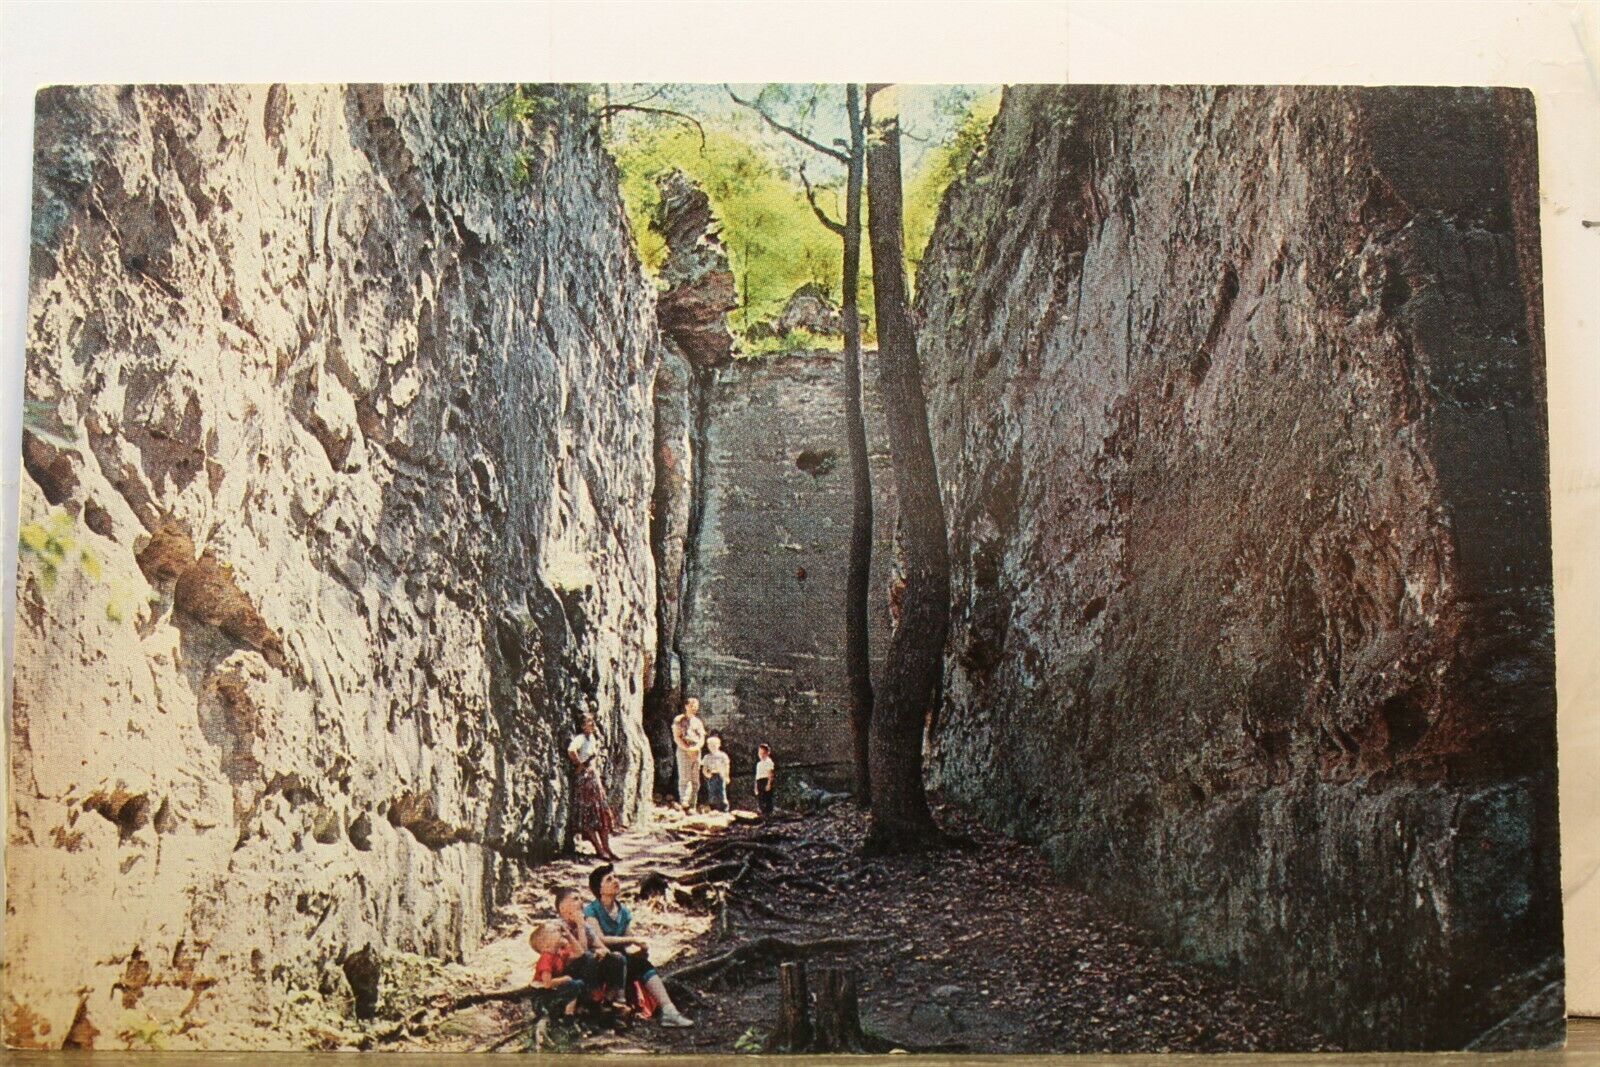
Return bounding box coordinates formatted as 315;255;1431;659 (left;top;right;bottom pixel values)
584;864;695;1028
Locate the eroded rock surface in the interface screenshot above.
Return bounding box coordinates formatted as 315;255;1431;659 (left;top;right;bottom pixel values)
679;352;898;789
919;86;1558;1049
652;170;736;371
10;84;657;1048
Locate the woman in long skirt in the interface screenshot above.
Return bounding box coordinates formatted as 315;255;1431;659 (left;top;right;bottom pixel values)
568;713;619;861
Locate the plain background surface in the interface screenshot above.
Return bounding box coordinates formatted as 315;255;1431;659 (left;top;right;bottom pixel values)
0;0;1596;1015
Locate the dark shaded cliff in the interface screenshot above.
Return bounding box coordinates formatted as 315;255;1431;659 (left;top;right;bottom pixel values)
918;86;1558;1050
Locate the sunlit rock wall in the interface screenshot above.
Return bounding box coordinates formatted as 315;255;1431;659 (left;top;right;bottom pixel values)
8;83;657;1048
919;85;1558;1050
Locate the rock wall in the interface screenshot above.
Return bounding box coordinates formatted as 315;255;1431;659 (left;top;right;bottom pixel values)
918;86;1559;1049
9;84;658;1048
645;171;734;784
680;353;897;790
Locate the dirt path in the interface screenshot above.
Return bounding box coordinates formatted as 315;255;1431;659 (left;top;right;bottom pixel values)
378;808;730;1052
634;805;1337;1055
391;802;1334;1055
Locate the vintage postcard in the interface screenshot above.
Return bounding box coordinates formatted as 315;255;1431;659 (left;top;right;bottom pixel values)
6;82;1559;1052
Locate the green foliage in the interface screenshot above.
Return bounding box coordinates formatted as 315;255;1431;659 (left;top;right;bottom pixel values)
489;84;566;188
18;506;144;622
18;402;137;620
491;84;562;127
508;150;537;188
905;88;1002;287
602;83;999;348
734;1025;769;1053
18;509;98;593
610;124;846;334
117;1010;181;1050
741;326;843;358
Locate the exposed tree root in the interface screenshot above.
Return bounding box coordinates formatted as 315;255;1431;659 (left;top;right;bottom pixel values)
692;838;791;862
667;935;890;987
368;983;547;1046
677;859;748;886
731;894;823;925
862;821;968;857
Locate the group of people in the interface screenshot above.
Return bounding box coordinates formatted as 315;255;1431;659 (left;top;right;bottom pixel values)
566;699;779;861
528;864;696;1028
671;698;776;817
543;704;784;1029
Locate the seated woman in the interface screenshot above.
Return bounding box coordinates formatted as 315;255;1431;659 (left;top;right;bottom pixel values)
585;864;695;1028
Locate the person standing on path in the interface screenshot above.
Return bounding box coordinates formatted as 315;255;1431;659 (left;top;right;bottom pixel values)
754;742;776;818
700;735;731;812
671;698;707;810
568;713;620;860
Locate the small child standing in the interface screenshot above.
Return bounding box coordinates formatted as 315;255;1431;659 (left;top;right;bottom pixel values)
700;736;731;812
754;742;776;817
530;921;587;1016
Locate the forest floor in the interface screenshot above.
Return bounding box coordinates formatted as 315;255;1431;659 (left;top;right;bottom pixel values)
386;800;1336;1055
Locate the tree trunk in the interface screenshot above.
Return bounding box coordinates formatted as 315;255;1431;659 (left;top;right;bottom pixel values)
772;960;812;1052
841;84;875;804
863;85;950;853
811;968;867;1053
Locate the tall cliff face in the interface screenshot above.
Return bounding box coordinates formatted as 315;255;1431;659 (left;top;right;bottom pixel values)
919;86;1558;1049
10;84;657;1048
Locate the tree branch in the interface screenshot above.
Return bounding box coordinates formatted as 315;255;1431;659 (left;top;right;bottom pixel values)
594;104;707;150
798;163;846;236
610;85;666;110
726;85;850;163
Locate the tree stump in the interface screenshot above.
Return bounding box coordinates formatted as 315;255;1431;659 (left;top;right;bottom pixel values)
771;960;812;1052
811;967;867;1052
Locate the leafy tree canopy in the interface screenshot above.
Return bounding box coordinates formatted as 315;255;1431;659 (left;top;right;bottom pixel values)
597;83;1001;352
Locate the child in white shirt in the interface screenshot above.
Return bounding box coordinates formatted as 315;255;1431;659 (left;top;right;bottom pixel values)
700;735;731;812
754;743;776;817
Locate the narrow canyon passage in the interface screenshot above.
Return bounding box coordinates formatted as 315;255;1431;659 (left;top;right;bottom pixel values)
8;81;1558;1053
377;333;1338;1050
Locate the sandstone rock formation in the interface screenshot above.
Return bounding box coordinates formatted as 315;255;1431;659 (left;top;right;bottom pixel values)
678;352;898;790
918;86;1558;1050
652;170;737;371
644;170;738;781
775;282;844;338
10;84;657;1048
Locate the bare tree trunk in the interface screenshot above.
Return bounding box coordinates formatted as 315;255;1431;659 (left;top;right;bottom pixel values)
811;968;868;1052
725;84;876;804
841;84;875;804
863;86;949;853
772;960;812;1051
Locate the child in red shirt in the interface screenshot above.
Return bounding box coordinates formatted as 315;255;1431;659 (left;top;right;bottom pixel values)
530;921;588;1016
